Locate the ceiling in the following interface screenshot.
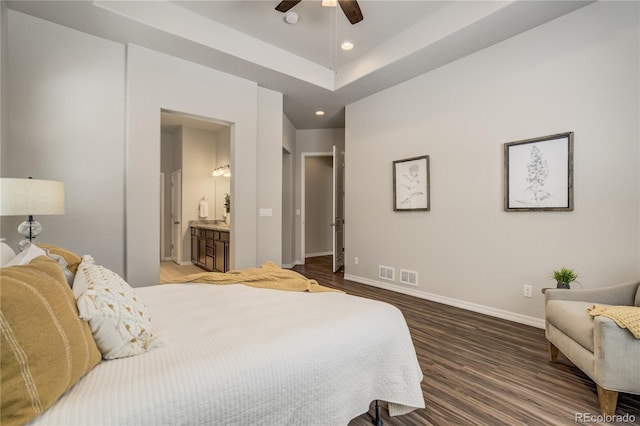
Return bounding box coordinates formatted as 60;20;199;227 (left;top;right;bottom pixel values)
7;0;592;129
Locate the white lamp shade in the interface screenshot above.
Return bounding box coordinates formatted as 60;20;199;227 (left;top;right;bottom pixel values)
0;178;65;216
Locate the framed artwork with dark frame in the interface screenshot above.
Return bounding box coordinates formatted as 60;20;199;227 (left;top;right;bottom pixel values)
393;155;430;211
504;132;574;212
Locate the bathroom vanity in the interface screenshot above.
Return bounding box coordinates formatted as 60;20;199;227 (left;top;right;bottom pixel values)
190;221;230;272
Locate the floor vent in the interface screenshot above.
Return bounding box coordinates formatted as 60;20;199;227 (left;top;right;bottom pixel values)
378;265;395;281
400;269;418;286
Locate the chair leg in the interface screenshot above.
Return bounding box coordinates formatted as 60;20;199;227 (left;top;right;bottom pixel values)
547;341;559;363
596;385;618;416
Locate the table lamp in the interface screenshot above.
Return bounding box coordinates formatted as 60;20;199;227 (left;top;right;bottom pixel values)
0;177;65;250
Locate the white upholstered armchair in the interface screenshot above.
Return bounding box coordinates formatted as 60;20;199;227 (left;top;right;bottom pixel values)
545;281;640;415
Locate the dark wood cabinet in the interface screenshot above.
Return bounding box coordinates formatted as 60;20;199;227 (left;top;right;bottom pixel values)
190;227;229;272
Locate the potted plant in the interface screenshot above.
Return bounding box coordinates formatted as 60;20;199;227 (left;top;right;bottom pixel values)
551;267;578;289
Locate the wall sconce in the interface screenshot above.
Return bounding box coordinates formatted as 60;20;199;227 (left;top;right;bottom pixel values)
0;177;65;250
212;164;231;178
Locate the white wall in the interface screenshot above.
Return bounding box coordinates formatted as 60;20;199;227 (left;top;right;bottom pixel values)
2;10;126;274
345;1;640;325
214;126;231;222
181;126;217;263
294;128;345;263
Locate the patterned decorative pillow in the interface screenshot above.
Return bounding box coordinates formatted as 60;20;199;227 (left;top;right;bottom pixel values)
1;256;102;425
73;256;159;359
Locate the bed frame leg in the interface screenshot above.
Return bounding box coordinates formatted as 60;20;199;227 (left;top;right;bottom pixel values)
372;400;383;426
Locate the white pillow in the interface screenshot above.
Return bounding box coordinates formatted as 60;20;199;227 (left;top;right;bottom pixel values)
73;256;159;359
0;242;17;266
4;243;47;267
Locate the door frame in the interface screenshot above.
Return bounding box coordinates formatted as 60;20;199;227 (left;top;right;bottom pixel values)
300;151;332;264
171;169;182;264
332;146;345;273
160;172;165;261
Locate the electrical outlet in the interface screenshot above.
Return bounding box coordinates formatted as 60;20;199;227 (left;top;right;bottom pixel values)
354;257;359;265
523;285;533;298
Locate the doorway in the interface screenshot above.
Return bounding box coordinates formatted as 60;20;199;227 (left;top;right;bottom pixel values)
301;147;345;273
159;110;232;272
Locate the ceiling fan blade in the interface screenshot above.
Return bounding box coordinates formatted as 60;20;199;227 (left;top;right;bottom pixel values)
275;0;302;13
338;0;363;24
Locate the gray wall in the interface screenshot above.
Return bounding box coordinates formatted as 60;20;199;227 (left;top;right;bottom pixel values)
160;132;175;260
304;156;333;256
1;2;7;176
294;128;345;263
2;10;284;285
345;1;640;325
281;115;296;267
256;87;283;266
1;9;126;274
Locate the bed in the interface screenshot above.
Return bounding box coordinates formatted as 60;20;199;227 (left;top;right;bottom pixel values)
1;244;425;426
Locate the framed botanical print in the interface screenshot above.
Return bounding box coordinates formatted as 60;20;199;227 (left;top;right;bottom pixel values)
504;132;574;211
393;155;430;211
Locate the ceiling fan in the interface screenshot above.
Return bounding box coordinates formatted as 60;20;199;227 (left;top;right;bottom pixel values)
275;0;364;25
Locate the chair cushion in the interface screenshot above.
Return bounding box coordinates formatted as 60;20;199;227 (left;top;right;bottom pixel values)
545;300;614;353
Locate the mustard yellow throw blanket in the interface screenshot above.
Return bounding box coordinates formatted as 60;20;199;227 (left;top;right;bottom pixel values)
588;305;640;339
161;261;342;293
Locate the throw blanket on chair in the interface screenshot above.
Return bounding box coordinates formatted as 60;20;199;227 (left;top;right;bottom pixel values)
588;305;640;338
161;261;342;294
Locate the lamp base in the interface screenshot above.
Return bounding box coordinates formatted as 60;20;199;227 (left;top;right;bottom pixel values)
17;216;42;251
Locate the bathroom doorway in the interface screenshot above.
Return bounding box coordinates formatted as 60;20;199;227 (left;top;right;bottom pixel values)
159;111;231;270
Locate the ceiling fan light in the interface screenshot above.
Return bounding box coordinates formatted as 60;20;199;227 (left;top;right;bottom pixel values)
321;0;337;7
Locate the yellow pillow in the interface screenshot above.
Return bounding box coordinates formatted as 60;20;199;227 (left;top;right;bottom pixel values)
35;243;83;286
0;256;102;426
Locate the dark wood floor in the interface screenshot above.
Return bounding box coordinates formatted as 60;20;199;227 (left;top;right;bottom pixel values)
294;256;640;426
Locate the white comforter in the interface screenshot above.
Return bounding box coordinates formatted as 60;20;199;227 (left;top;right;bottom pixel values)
31;283;424;425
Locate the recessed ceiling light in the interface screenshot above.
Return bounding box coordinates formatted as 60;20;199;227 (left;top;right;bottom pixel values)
315;110;325;116
341;41;354;51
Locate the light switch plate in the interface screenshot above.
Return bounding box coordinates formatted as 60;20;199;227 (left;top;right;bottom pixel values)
259;208;273;217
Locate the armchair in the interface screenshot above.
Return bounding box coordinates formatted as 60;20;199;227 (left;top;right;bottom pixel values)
545;281;640;415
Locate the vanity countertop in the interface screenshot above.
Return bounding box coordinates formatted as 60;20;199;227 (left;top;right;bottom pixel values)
189;220;230;231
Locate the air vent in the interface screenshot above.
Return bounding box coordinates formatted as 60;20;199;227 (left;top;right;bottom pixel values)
400;269;418;286
378;265;395;281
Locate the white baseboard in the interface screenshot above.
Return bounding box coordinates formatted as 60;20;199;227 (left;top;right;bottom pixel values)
305;251;332;258
344;273;545;329
281;263;295;269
